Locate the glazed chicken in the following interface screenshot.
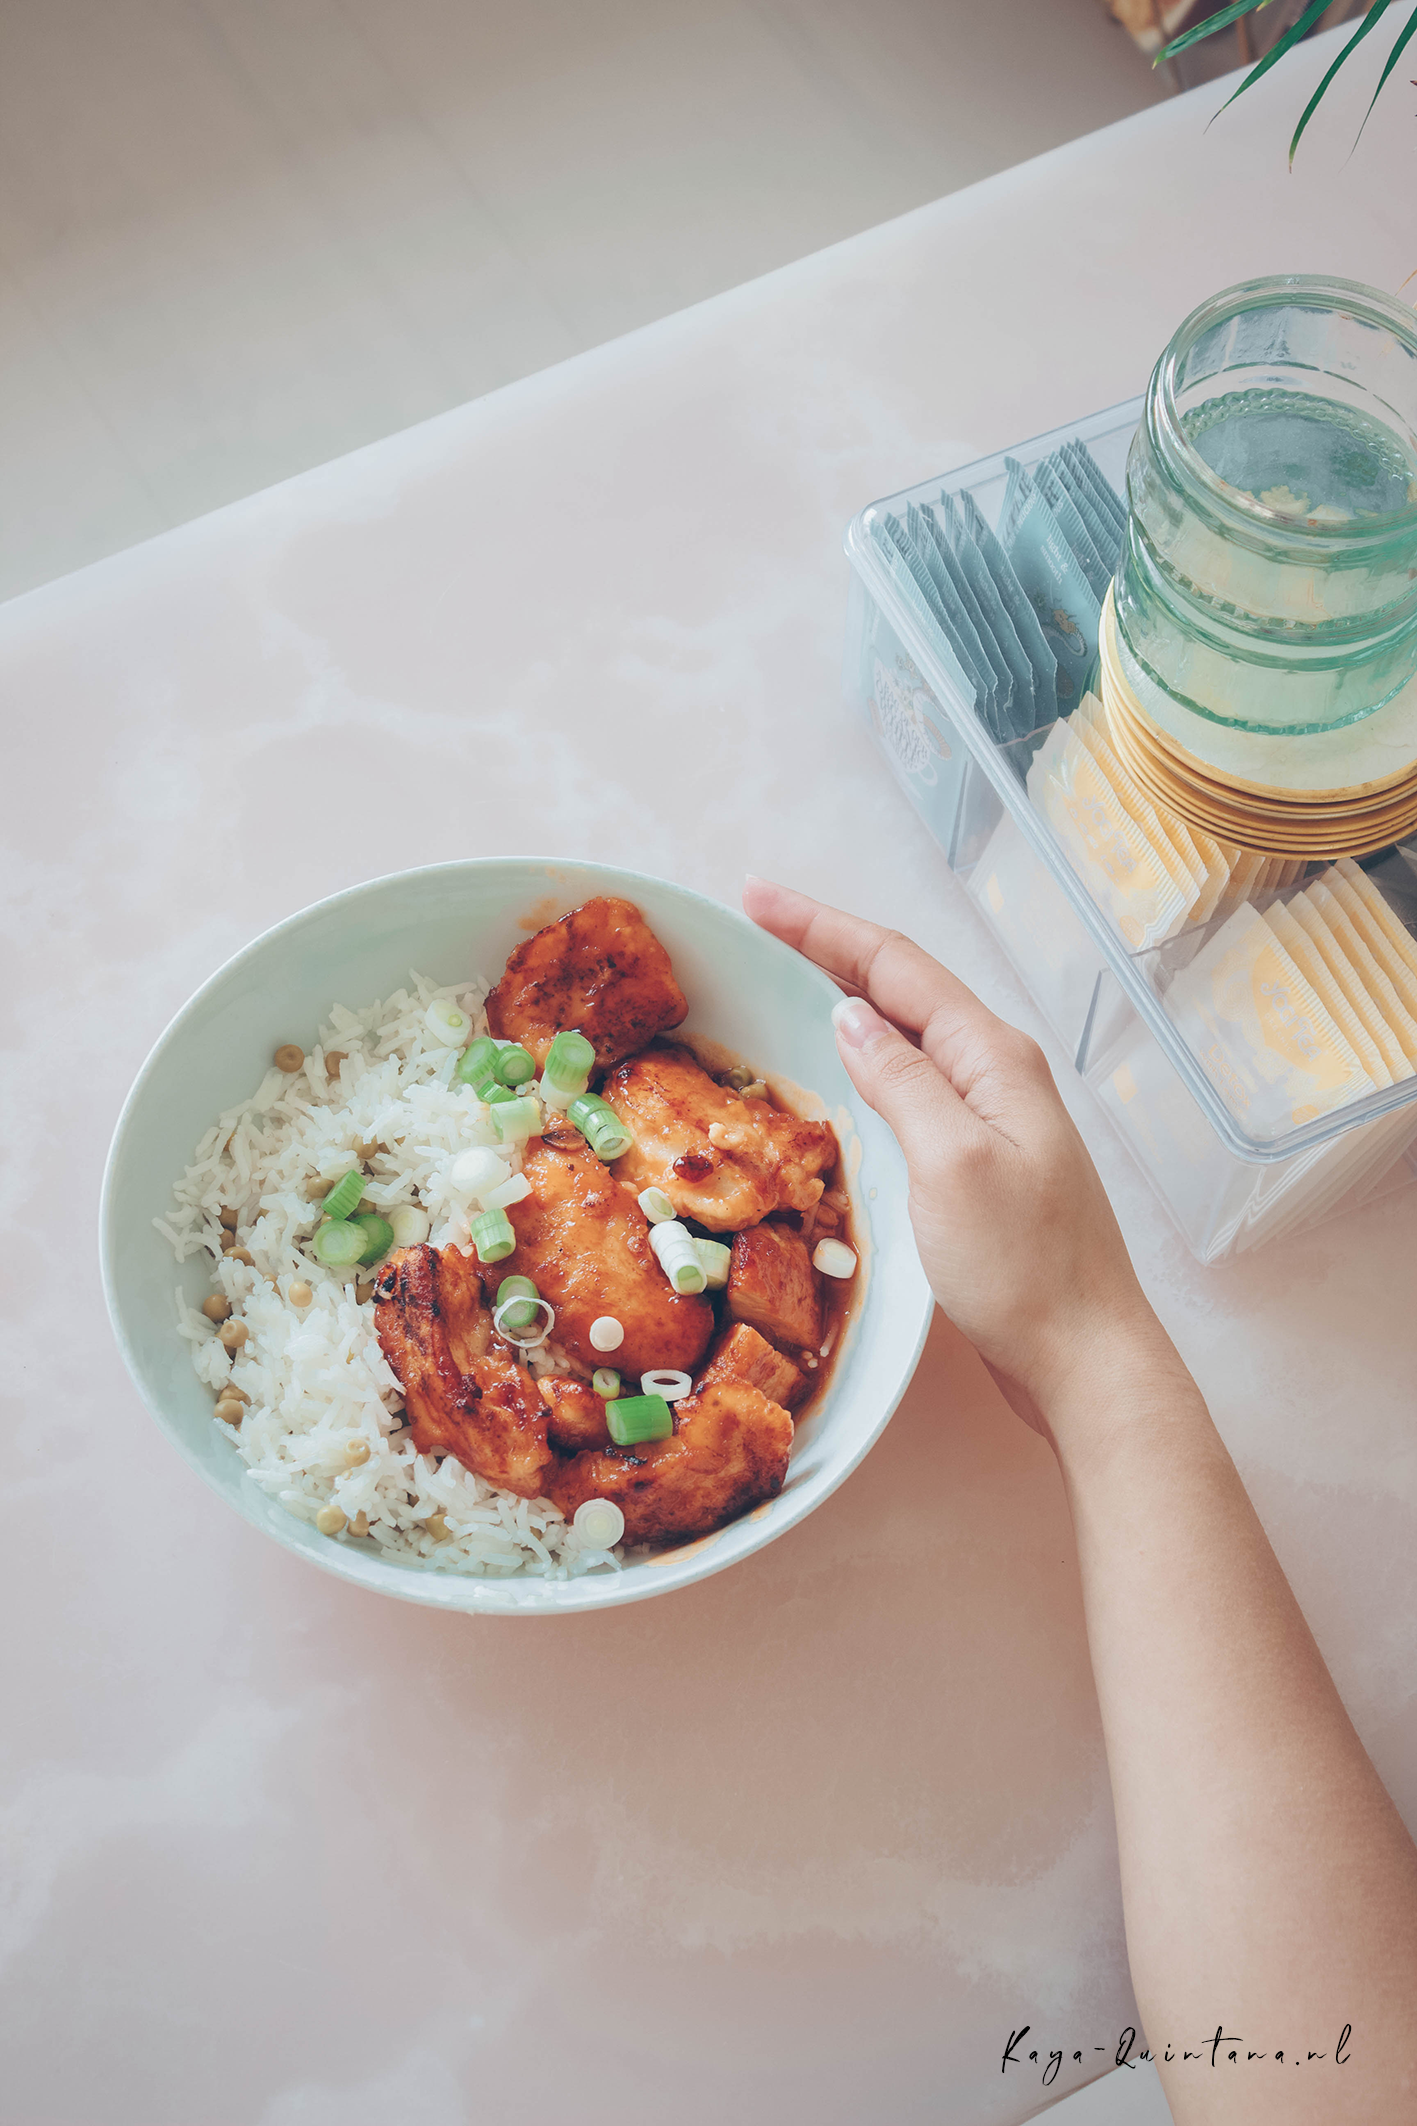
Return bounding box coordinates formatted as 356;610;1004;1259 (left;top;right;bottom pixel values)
539;1375;611;1455
367;901;850;1549
602;1045;838;1232
495;1118;714;1379
372;1244;552;1498
726;1223;822;1353
545;1377;794;1546
696;1321;808;1410
486;895;688;1073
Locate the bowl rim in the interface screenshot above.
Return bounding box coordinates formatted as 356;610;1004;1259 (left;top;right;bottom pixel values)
100;856;935;1616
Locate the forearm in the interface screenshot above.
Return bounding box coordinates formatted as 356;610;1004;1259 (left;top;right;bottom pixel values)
749;881;1417;2115
1050;1327;1417;2125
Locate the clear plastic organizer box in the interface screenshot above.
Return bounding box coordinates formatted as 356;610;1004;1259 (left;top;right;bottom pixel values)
843;398;1417;1262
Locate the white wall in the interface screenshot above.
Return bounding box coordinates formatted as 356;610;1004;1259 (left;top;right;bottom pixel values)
0;0;1165;600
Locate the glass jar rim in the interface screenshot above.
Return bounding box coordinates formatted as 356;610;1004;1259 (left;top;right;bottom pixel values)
1150;273;1417;547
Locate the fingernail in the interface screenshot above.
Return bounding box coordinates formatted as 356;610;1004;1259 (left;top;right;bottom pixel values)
831;996;885;1050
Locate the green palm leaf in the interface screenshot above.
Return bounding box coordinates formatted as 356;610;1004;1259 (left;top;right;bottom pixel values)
1161;0;1417;164
1208;0;1344;122
1355;2;1417;141
1289;0;1394;163
1160;1;1274;63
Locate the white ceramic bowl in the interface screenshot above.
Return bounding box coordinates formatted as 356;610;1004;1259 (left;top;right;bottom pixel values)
101;858;933;1614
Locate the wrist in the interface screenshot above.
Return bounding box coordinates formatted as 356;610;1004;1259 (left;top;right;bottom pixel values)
1035;1309;1205;1478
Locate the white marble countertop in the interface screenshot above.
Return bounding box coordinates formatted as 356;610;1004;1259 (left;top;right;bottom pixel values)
5;32;1415;2125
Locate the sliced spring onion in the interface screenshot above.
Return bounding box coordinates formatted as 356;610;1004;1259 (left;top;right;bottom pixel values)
592;1368;621;1399
588;1315;624;1353
450;1147;511;1200
607;1394;674;1446
812;1238;858;1279
425;997;472;1046
542;1028;595;1099
321;1170;364;1222
637;1186;676;1223
495;1273;539;1329
470;1208;515;1264
490;1095;542;1143
573;1497;625;1548
648;1219;708;1296
492;1293;554;1347
640;1369;692;1402
480;1082;517;1105
496;1043;536;1087
455;1035;501;1087
388;1204;430;1248
351;1212;395;1266
483;1172;532;1211
313;1219;367;1268
567;1092;634;1161
692;1237;731;1289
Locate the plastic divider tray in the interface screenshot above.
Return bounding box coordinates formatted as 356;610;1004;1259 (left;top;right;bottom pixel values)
843;397;1417;1261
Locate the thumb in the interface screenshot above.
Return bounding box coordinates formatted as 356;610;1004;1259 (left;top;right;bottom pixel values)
831;995;968;1166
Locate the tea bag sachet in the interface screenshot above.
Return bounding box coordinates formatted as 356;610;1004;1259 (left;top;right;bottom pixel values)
1026;715;1189;948
1264;903;1393;1089
1000;458;1103;709
877;514;996;729
1252;857;1289;897
1070;688;1232;922
1227;1079;1412;1250
870;522;980;712
902;499;954;616
935;492;1036;741
1162;903;1374;1138
1067;695;1200;930
1034;459;1111;602
1213;847;1268;921
1304;879;1417;1066
1040;450;1121;586
959;489;1059;730
1333;857;1417;985
1322;863;1417;1011
1061;439;1127;546
971;809;1107;1047
1101;905;1411;1256
1237;889;1417;1231
1284;888;1413;1080
1194;836;1246;923
1072;690;1233;923
881;511;956;641
909;501;1006;744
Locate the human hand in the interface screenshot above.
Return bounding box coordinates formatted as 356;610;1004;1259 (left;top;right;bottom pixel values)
744;878;1181;1445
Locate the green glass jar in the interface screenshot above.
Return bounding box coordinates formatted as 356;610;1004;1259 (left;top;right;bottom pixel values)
1114;274;1417;737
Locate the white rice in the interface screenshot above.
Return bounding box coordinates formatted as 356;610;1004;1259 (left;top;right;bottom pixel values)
157;970;618;1578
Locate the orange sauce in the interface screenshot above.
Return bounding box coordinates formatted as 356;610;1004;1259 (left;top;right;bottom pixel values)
677;1037;859;1425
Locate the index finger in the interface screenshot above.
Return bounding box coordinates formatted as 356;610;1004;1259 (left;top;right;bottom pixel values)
742;875;982;1034
742;876;1030;1112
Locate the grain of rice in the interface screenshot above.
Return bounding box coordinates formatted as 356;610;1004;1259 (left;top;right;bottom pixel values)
158;969;614;1579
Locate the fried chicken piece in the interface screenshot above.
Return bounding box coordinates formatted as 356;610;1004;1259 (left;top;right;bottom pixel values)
696;1321;808;1410
545;1377;794;1547
726;1223;822;1353
486;895;688;1073
373;1244;553;1498
602;1046;838;1233
539;1375;611;1454
497;1118;714;1378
